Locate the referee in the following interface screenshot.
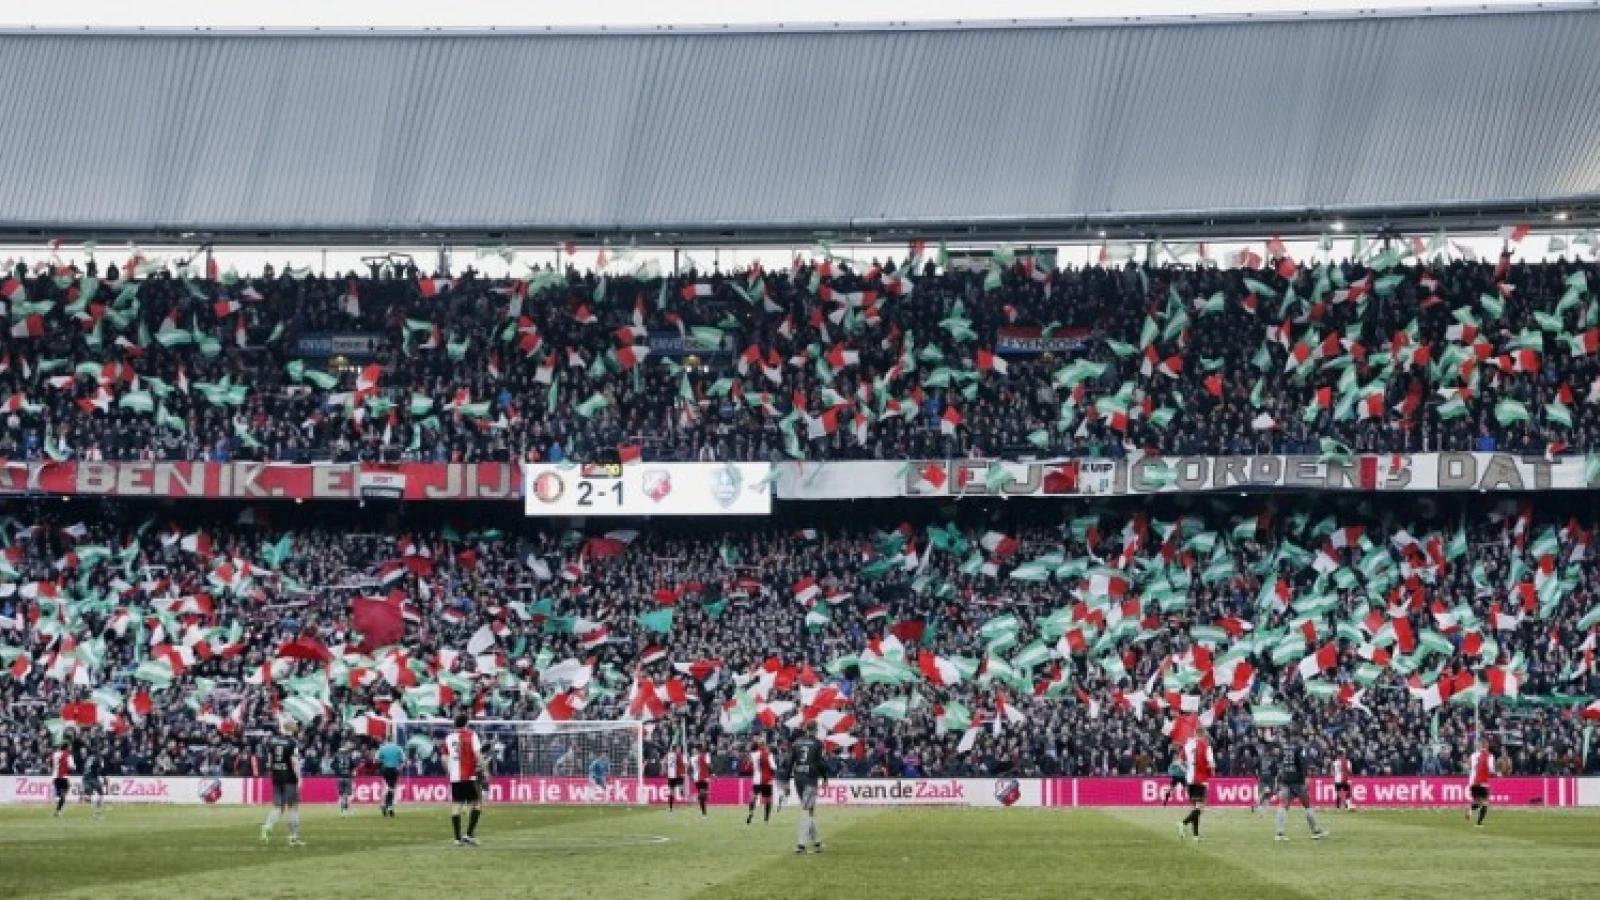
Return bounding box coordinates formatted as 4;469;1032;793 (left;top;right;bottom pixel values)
377;736;405;818
791;721;830;855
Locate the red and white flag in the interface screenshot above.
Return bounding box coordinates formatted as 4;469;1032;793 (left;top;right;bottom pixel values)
940;407;964;436
918;654;963;686
1296;643;1338;679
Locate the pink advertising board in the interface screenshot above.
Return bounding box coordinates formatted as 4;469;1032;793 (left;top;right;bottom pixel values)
230;775;1578;809
254;776;747;806
1052;777;1574;808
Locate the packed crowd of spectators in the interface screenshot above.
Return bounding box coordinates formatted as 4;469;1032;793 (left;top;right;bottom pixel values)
4;242;1598;465
1;495;1596;782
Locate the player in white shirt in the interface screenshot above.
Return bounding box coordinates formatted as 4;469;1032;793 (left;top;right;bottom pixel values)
689;743;713;817
746;736;775;825
443;713;487;846
664;746;687;812
49;741;74;818
1331;751;1357;810
1466;738;1493;829
1178;731;1215;842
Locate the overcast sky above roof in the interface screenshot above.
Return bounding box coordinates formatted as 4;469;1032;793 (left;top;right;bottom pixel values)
0;0;1559;28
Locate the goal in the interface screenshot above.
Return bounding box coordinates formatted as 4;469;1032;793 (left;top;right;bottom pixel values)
392;719;645;800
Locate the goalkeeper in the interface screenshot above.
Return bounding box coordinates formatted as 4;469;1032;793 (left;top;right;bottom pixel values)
588;755;612;794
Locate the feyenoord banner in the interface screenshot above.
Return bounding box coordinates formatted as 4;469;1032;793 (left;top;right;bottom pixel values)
773;453;1600;500
3;453;1596;503
0;462;519;501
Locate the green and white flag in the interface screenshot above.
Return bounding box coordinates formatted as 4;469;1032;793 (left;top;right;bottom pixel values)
636;609;675;634
1437;395;1469;420
872;697;913;720
1252;705;1292;728
1494;399;1530;426
937;701;971;733
575;394;610;418
858;655;915;686
133;659;174;687
1136;462;1177;491
979;614;1021;643
117;391;154;414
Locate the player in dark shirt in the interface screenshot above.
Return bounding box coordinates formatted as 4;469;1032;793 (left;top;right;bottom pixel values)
82;748;107;817
331;743;356;817
326;739;352;816
261;721;305;846
1163;757;1187;807
790;722;830;854
1275;743;1327;842
774;745;794;812
1251;745;1279;815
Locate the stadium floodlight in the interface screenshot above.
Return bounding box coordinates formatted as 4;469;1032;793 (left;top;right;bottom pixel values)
392;718;646;803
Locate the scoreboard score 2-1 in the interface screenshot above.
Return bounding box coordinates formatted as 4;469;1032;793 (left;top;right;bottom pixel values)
523;463;773;517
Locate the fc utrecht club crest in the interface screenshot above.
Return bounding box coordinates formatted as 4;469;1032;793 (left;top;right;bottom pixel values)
710;465;742;509
642;470;673;503
993;778;1021;807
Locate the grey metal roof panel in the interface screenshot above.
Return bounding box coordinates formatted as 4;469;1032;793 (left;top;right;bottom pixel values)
2;9;1599;235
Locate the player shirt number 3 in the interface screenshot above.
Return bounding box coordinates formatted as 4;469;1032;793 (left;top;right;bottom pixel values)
445;729;484;782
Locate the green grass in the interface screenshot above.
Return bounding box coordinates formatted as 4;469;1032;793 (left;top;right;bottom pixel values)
3;803;1598;899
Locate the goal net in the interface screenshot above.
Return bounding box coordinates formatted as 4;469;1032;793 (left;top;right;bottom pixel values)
392;719;645;802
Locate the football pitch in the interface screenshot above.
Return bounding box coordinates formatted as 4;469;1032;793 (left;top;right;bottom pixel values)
2;804;1598;899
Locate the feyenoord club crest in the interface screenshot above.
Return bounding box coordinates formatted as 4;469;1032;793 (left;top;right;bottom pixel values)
531;472;565;504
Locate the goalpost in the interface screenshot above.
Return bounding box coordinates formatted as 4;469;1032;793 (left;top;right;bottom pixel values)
392;719;646;801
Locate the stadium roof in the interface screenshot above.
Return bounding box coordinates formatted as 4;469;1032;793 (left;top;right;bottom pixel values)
2;4;1600;245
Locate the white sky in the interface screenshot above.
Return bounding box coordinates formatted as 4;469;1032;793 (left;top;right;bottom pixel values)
0;0;1561;29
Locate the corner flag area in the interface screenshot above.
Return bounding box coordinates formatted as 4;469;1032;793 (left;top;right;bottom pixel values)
4;806;1597;899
